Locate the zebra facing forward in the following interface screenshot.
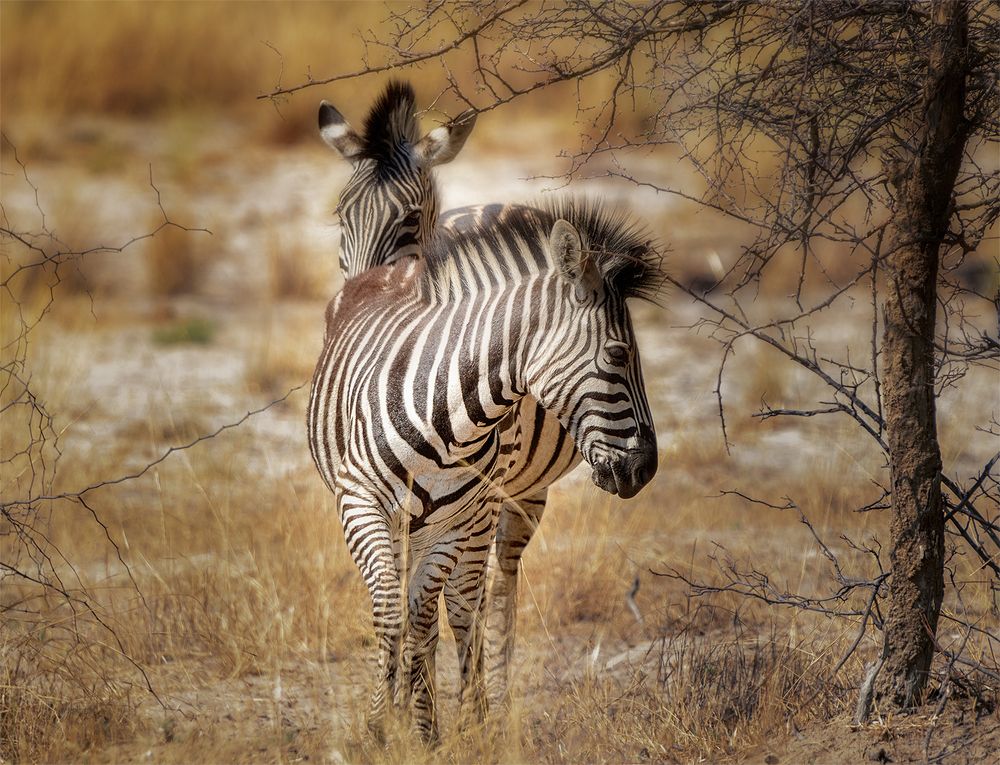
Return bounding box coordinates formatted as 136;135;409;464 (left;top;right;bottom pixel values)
307;198;661;741
318;82;598;707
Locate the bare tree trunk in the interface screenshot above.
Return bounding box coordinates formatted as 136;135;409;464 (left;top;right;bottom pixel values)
869;0;970;713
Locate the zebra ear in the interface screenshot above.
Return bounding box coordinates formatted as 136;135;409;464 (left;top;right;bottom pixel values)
551;219;600;299
414;110;477;167
319;101;363;161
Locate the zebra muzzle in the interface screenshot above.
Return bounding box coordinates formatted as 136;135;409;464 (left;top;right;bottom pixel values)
588;433;657;500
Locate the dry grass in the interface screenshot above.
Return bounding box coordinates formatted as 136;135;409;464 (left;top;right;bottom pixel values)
1;2;363;118
2;9;997;756
2;321;996;761
8;299;989;763
244;304;325;400
266;227;337;301
0;678;135;764
539;633;840;762
1;1;641;153
143;215;214;298
3;188;996;765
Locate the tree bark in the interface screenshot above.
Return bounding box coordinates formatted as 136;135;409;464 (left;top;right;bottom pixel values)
870;0;970;713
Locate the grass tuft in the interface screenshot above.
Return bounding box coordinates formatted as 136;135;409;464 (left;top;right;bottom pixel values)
151;317;216;346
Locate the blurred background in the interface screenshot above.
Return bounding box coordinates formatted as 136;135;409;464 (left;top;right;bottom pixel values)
1;2;996;762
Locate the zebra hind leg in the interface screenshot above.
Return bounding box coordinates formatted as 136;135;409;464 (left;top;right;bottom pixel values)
484;490;546;710
402;547;459;744
345;514;403;744
444;504;499;726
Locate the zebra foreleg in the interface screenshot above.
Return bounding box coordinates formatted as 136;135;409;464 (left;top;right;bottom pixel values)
484;489;546;709
444;505;499;725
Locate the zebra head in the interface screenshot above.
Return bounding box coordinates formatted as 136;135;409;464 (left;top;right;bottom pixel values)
318;81;476;278
529;218;660;499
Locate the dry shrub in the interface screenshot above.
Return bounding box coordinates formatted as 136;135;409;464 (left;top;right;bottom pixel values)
0;684;134;763
4;251;110;302
267;227;335;301
144;216;212;297
666;631;835;741
547;624;843;763
0;608;138;762
0;206;125;302
733;344;803;420
245;305;324;398
256;97;321;147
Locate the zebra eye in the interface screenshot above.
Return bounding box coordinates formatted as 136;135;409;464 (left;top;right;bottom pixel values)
604;342;630;366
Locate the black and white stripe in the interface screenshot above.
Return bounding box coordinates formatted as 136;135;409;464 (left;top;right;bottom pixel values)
307;199;661;740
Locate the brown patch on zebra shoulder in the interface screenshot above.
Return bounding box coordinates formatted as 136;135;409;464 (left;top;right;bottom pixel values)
325;257;421;334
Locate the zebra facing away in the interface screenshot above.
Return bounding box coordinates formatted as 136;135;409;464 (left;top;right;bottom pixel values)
307;199;661;741
318;82;594;708
317;80;476;276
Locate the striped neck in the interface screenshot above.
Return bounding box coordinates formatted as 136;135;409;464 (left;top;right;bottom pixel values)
455;275;566;430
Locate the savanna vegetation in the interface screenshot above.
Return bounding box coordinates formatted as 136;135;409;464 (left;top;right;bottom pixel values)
2;2;997;763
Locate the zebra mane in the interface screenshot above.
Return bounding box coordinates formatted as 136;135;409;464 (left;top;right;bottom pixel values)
539;197;666;302
361;80;419;167
424;198;666;302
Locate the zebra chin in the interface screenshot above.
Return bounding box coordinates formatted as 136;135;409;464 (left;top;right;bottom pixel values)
586;439;658;499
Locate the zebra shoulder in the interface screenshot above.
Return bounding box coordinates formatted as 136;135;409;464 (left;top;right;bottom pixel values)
325;260;420;335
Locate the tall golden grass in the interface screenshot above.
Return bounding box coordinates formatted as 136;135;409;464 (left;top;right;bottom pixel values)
2;2;364;115
0;404;859;761
1;1;651;145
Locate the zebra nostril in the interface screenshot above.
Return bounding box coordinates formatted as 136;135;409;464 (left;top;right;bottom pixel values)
637;461;654;485
629;440;657;488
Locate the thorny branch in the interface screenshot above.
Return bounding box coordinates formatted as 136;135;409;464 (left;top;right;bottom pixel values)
297;0;1000;692
1;139;304;705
